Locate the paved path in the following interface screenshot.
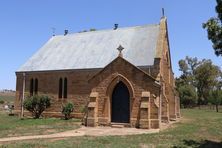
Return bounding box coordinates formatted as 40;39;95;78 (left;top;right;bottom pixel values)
0;126;159;143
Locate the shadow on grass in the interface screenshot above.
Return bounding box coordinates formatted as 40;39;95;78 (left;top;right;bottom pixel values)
174;139;222;148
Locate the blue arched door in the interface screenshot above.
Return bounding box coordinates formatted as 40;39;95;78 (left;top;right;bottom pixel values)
111;81;130;123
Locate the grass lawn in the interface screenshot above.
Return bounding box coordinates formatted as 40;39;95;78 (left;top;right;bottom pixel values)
0;111;81;138
0;92;15;103
1;109;222;148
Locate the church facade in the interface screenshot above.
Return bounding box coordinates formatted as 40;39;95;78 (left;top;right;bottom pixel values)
15;17;180;129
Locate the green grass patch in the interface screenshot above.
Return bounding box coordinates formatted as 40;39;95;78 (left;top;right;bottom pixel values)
0;95;15;103
1;109;222;148
0;111;80;138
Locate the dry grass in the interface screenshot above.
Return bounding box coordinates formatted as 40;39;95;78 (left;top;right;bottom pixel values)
0;92;15;103
1;109;222;147
0;111;81;138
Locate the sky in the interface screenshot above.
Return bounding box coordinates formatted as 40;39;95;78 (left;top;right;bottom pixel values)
0;0;221;90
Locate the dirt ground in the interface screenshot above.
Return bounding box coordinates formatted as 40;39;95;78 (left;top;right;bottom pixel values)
0;126;160;143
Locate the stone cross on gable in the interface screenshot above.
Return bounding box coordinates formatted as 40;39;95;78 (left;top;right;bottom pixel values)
117;45;124;57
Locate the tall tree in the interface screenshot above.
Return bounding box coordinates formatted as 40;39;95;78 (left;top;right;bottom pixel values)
178;84;197;108
178;56;200;86
203;0;222;56
194;60;221;105
176;56;199;107
209;89;222;112
176;57;221;107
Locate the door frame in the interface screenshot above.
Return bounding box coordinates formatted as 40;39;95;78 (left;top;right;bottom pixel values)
111;81;130;123
106;74;134;124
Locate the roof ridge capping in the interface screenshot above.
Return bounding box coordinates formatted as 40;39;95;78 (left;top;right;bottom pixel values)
54;23;160;37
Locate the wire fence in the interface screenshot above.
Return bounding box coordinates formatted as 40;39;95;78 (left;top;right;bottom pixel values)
194;105;222;111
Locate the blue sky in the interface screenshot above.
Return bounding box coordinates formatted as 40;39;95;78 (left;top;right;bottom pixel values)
0;0;221;90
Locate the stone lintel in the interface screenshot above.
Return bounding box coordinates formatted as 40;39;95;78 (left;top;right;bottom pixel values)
88;102;96;108
89;92;99;98
142;91;150;98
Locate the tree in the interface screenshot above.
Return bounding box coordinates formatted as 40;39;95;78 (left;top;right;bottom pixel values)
0;100;4;104
178;56;200;86
62;102;74;120
23;95;51;119
194;60;221;105
176;57;221;107
209;89;222;112
176;56;200;107
177;84;197;108
203;0;222;56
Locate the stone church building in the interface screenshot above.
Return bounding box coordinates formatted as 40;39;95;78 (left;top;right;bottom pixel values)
15;17;180;129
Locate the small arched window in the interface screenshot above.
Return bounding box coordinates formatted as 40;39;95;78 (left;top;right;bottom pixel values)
30;78;34;96
166;52;169;63
34;78;38;95
59;78;63;99
63;78;67;99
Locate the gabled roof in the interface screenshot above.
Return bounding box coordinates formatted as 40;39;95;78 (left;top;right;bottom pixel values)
17;24;160;72
89;55;157;83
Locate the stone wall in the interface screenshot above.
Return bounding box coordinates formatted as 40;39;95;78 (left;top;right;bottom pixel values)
15;57;161;129
155;17;180;121
87;57;160;129
15;69;99;118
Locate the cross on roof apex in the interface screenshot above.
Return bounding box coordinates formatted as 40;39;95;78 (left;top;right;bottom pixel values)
117;45;124;57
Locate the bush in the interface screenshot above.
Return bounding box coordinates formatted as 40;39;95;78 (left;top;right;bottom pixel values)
23;95;51;119
62;102;74;120
0;100;4;104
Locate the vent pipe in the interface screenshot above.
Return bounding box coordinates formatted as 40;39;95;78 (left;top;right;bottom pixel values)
114;24;118;30
64;30;68;36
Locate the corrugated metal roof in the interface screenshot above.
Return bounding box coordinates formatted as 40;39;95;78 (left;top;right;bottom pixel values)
17;24;160;72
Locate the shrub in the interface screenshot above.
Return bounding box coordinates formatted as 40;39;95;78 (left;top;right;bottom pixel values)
89;28;96;31
23;95;51;119
8;105;14;116
0;100;4;104
62;102;74;120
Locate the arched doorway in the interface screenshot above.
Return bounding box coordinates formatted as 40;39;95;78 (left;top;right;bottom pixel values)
111;81;130;123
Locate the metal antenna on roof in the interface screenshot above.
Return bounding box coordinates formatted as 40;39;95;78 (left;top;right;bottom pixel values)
51;27;56;36
162;8;165;17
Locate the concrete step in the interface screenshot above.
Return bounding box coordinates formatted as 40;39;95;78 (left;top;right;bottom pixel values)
110;122;130;128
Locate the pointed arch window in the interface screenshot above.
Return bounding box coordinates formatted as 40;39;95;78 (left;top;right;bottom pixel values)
166;52;169;63
59;78;63;99
165;52;171;84
30;78;38;96
34;78;38;95
63;78;67;99
58;77;68;99
30;78;34;96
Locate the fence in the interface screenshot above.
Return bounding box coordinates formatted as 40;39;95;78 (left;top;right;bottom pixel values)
194;105;222;110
